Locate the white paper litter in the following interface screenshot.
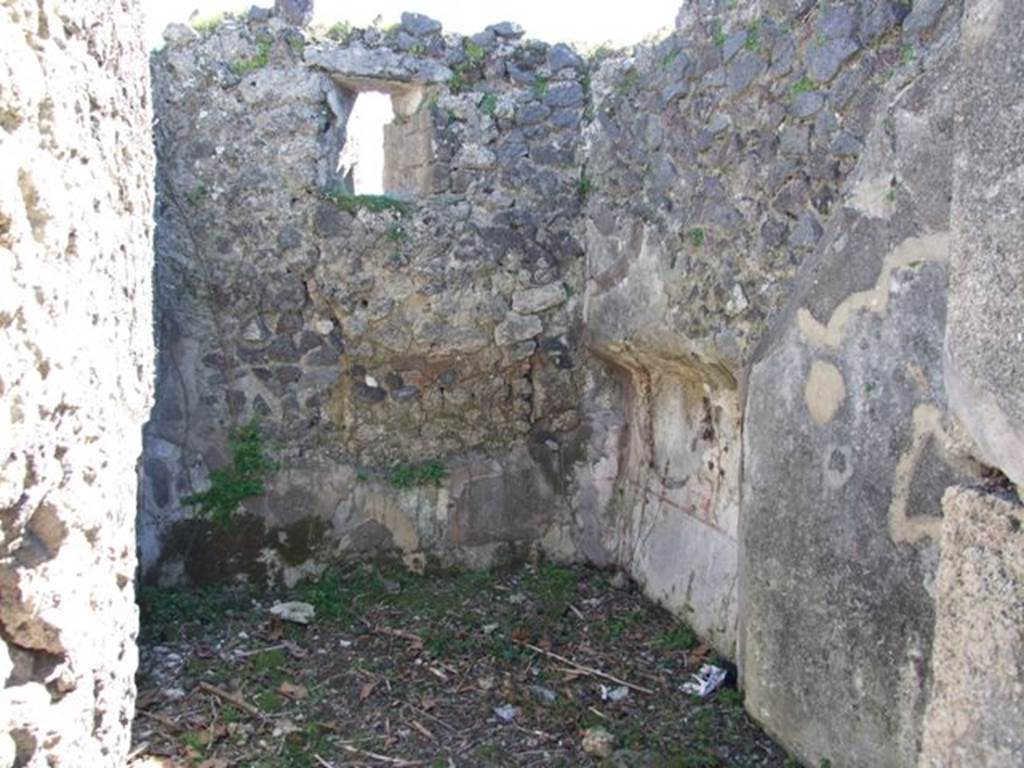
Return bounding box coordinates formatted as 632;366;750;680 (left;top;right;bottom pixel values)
600;684;630;702
681;664;728;697
269;601;316;624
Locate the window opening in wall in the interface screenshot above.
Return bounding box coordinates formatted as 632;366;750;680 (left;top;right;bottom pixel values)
334;81;432;199
340;91;393;195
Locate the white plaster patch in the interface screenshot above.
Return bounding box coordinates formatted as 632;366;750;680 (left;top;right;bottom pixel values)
797;232;949;350
823;444;854;489
804;360;846;426
887;404;946;545
849;172;896;219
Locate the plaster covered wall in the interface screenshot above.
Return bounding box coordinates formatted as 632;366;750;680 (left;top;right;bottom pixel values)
579;0;973;676
0;0;154;764
920;2;1024;764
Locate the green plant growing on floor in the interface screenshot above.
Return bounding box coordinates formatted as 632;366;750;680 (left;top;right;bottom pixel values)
230;36;273;76
656;623;698;650
717;686;744;708
137;583;248;631
181;420;275;527
389;459;448;489
689;227;705;248
532;76;550;99
325;188;412;215
253;690;283;712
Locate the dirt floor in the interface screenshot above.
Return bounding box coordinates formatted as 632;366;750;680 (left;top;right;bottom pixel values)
130;562;794;767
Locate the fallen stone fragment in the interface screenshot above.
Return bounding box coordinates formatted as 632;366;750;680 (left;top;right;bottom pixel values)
269;601;316;624
529;685;557;704
582;726;616;758
279;681;309;700
493;704;519;721
477;675;496;691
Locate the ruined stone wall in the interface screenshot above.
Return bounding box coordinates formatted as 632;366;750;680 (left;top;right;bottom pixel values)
143;12;589;585
142;2;1024;766
581;0;967;661
0;0;154;764
580;0;997;765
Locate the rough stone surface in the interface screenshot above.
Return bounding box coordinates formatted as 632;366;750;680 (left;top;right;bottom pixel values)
0;0;154;764
512;283;567;315
137;4;1024;767
738;5;981;766
578;1;967;670
945;0;1024;489
918;485;1024;768
274;0;313;27
143;13;586;584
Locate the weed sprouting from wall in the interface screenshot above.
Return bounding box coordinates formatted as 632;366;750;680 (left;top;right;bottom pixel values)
182;420;276;527
230;36;273;76
325;187;412;215
190;13;226;34
389;459;448;489
479;92;499;116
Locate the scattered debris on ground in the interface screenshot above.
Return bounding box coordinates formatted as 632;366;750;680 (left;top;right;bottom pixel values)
131;563;793;767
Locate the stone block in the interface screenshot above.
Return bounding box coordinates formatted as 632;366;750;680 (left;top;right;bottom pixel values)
512;284;567;315
919;486;1024;768
495;313;543;345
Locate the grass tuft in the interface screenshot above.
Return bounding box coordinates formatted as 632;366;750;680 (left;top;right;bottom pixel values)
325;188;412;215
191;12;225;34
230;36;273;76
790;75;815;95
389;459;447;489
